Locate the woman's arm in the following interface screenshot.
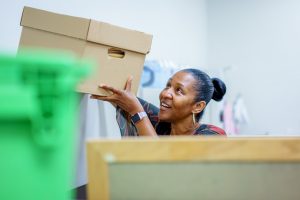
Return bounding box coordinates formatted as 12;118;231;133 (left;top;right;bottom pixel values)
90;76;157;136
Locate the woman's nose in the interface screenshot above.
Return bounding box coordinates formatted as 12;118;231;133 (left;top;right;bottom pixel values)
161;88;173;99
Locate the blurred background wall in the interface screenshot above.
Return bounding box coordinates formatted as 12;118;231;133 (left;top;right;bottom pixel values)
206;0;300;135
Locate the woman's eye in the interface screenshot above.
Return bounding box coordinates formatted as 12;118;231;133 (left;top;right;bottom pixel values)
176;88;183;94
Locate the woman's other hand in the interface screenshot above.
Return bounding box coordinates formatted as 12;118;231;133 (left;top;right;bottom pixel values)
90;76;144;115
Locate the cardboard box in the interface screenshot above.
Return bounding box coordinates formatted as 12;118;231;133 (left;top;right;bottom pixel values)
18;6;153;96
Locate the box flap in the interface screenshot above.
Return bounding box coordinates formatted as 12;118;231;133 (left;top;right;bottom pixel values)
87;20;153;54
21;6;90;40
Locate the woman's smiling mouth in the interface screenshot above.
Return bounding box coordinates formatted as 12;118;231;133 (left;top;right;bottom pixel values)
160;101;171;110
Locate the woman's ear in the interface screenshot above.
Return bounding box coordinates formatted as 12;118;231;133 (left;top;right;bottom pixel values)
192;101;206;114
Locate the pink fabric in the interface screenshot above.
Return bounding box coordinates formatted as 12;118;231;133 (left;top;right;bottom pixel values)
223;102;237;135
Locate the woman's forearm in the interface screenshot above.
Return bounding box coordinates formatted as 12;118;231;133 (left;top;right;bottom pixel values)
134;116;158;136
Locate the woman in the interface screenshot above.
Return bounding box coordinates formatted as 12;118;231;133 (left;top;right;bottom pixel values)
91;68;226;136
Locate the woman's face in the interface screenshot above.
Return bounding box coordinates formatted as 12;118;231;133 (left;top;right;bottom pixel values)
158;71;198;122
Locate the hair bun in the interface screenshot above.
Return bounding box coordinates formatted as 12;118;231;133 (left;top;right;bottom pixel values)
211;78;226;101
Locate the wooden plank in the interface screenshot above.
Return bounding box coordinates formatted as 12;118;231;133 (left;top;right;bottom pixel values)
87;137;300;162
86;137;300;200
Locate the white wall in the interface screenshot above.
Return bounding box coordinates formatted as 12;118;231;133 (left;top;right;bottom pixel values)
207;0;300;135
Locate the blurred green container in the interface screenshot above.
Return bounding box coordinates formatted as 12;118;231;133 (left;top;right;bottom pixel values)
0;50;91;200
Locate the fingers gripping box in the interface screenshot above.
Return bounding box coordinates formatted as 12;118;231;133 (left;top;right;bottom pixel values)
19;6;153;96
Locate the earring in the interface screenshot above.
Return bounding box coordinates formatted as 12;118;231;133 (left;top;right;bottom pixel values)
192;113;196;125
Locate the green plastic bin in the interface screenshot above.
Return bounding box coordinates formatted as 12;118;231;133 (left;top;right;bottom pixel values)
0;51;91;200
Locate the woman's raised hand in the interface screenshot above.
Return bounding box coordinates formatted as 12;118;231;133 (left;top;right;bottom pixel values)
90;76;144;115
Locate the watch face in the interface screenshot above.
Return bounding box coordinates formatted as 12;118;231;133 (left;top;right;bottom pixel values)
131;112;147;124
131;113;140;124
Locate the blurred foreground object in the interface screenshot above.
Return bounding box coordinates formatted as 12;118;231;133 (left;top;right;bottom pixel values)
0;50;91;200
87;137;300;200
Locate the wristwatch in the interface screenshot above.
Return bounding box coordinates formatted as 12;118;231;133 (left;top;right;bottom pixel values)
131;111;147;124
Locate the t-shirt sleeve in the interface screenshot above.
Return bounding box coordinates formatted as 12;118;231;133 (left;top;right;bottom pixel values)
196;124;226;135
